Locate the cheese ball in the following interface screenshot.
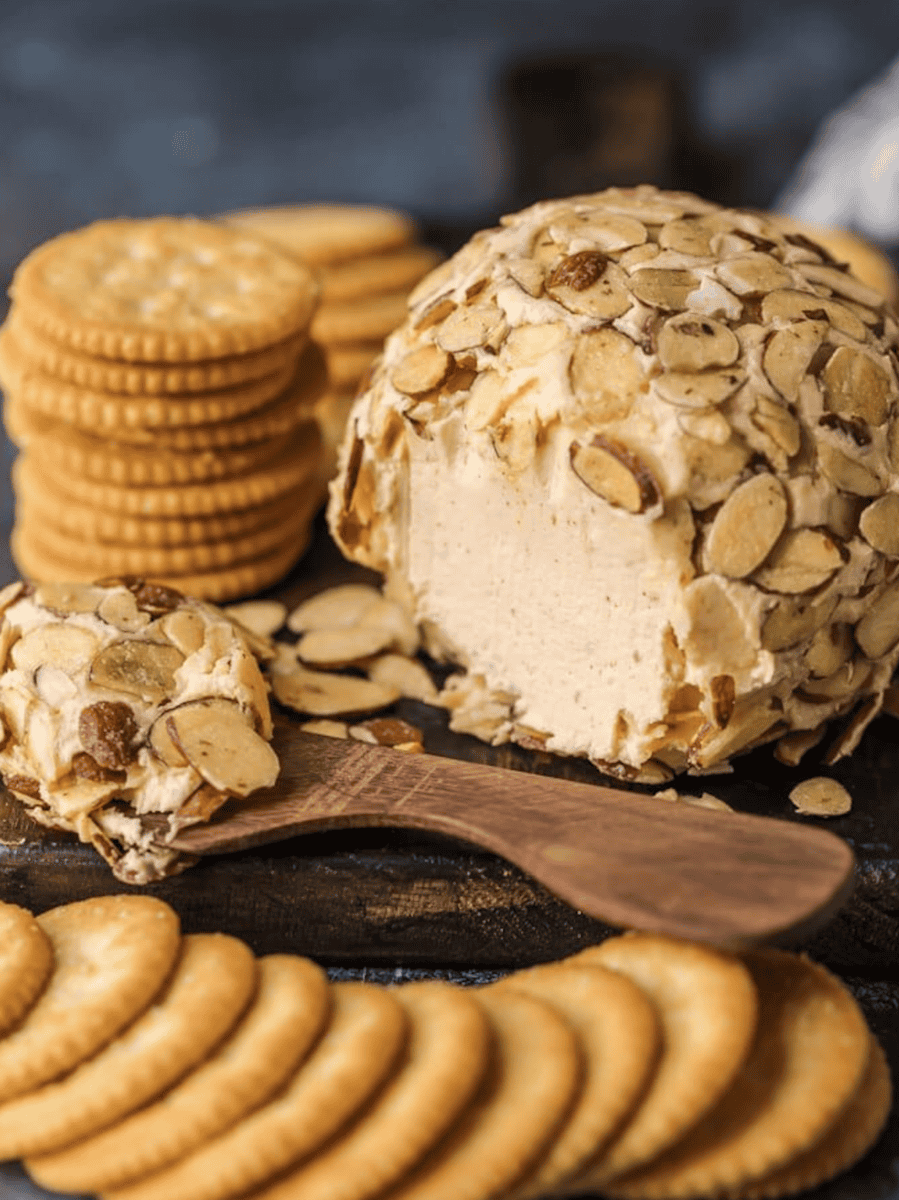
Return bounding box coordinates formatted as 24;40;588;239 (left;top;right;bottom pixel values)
328;186;899;782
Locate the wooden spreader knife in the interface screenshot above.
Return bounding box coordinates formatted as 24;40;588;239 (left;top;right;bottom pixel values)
169;728;855;948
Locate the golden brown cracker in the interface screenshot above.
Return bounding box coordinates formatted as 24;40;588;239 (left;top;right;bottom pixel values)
325;341;385;388
0;933;256;1160
220;203;417;267
103;980;408;1200
602;949;872;1199
27;955;330;1194
0;895;180;1103
571;933;758;1184
244;980;491;1200
495;962;661;1198
0;902;53;1038
320;246;443;303
2;308;308;393
311;290;411;344
726;1037;891;1200
10;217;319;361
13;418;322;515
375;985;582;1200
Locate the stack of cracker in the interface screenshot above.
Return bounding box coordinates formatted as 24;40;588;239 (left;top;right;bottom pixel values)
219;203;442;467
0;216;328;602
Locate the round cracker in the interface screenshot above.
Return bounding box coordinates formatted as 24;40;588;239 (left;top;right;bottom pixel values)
2;308;308;393
27;954;330;1194
603;948;872;1199
0;895;181;1104
220;204;417;267
320;246;443;303
378;986;581;1200
0;902;53;1038
494;962;660;1198
571;933;758;1184
246;979;491;1200
311;291;411;345
0;933;256;1160
325;341;384;388
10;217;319;361
728;1037;891;1200
104;980;408;1200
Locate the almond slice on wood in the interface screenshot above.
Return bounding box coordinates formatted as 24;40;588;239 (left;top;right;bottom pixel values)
222;599;287;639
286;584;383;634
270;665;400;717
789;776;852;817
366;652;439;703
296;625;395;669
166;698;279;795
357;596;420;656
348;716;424;746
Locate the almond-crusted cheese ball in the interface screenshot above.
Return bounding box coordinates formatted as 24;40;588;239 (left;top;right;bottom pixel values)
0;578;278;881
328;186;899;783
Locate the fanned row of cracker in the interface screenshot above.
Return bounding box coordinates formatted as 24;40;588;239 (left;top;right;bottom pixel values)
0;895;889;1200
219;203;442;466
0;217;328;602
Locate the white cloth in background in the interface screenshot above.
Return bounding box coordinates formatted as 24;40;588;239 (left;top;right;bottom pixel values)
776;53;899;246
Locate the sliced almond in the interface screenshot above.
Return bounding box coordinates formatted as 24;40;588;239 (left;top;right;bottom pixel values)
821;346;892;426
797;261;886;309
166;699;279;796
10;624;99;675
677;410;732;444
297;625;394;669
545;253;631;318
390;344;453;396
222;599;287;639
658;216;716;256
774;725;827;766
569;435;661;514
434;302;507;353
789;776;852;817
704;473;788;578
157;609;207;657
682;576;757;671
629;267;697;310
270;664;400;717
504;321;569;364
367;653;439;703
710;674;736;727
492;409;540;473
689;696;782;769
762;321;826;401
465;370;511;432
33;582;106;616
548;210;647;252
656;313;740;372
859;493;899;555
348;716;424;747
753;528;843;593
96;589;152;634
805;623;854;678
715;253;793;295
568;328;644;423
148;711;189;769
760;290;867;341
0;581;26;614
89;640;185;704
358;596;420;656
34;664;78;708
817;441;883;497
800;660;867;700
287;584;383;634
298;719;350;739
750;395;802;460
855;579;899;658
760;594;838;652
652;368;745;409
413;294;457;333
507;258;546;297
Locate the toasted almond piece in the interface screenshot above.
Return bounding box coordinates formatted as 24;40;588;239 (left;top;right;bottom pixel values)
774;725;827;766
800;660;868;700
797;260;887;308
817;441;883;497
855;579;899;658
805;622;854;678
96;590;152;634
287;584;383;634
166;699;279;795
760;594;838;653
789;776;852;816
548;210;648;251
33;582;106;616
9;623;98;676
570;435;661;514
546;253;631;318
859;493;899;555
657;313;740;372
704;473;788;579
750;395;802;460
689;696;783;768
297;625;394;669
682;576;756;672
629;268;697;310
348;716;423;746
89;640;185;704
715;253;794;295
753;528;843;593
298;719;350;739
504;321;568;364
270;664;400;717
507;258;546;297
676;410;732;444
358;596;420;656
821;346;892;426
762;321;826;400
0;581;26;614
367;653;439;703
390;345;453;396
222;600;287;639
658;216;716;256
156;609;207;657
434;302;507;353
569;328;644;423
653;368;745;410
148;711;189;769
761;290;867;341
464;370;517;432
33;665;77;709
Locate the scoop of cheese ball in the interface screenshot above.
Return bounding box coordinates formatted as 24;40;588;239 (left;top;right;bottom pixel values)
328;186;899;782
